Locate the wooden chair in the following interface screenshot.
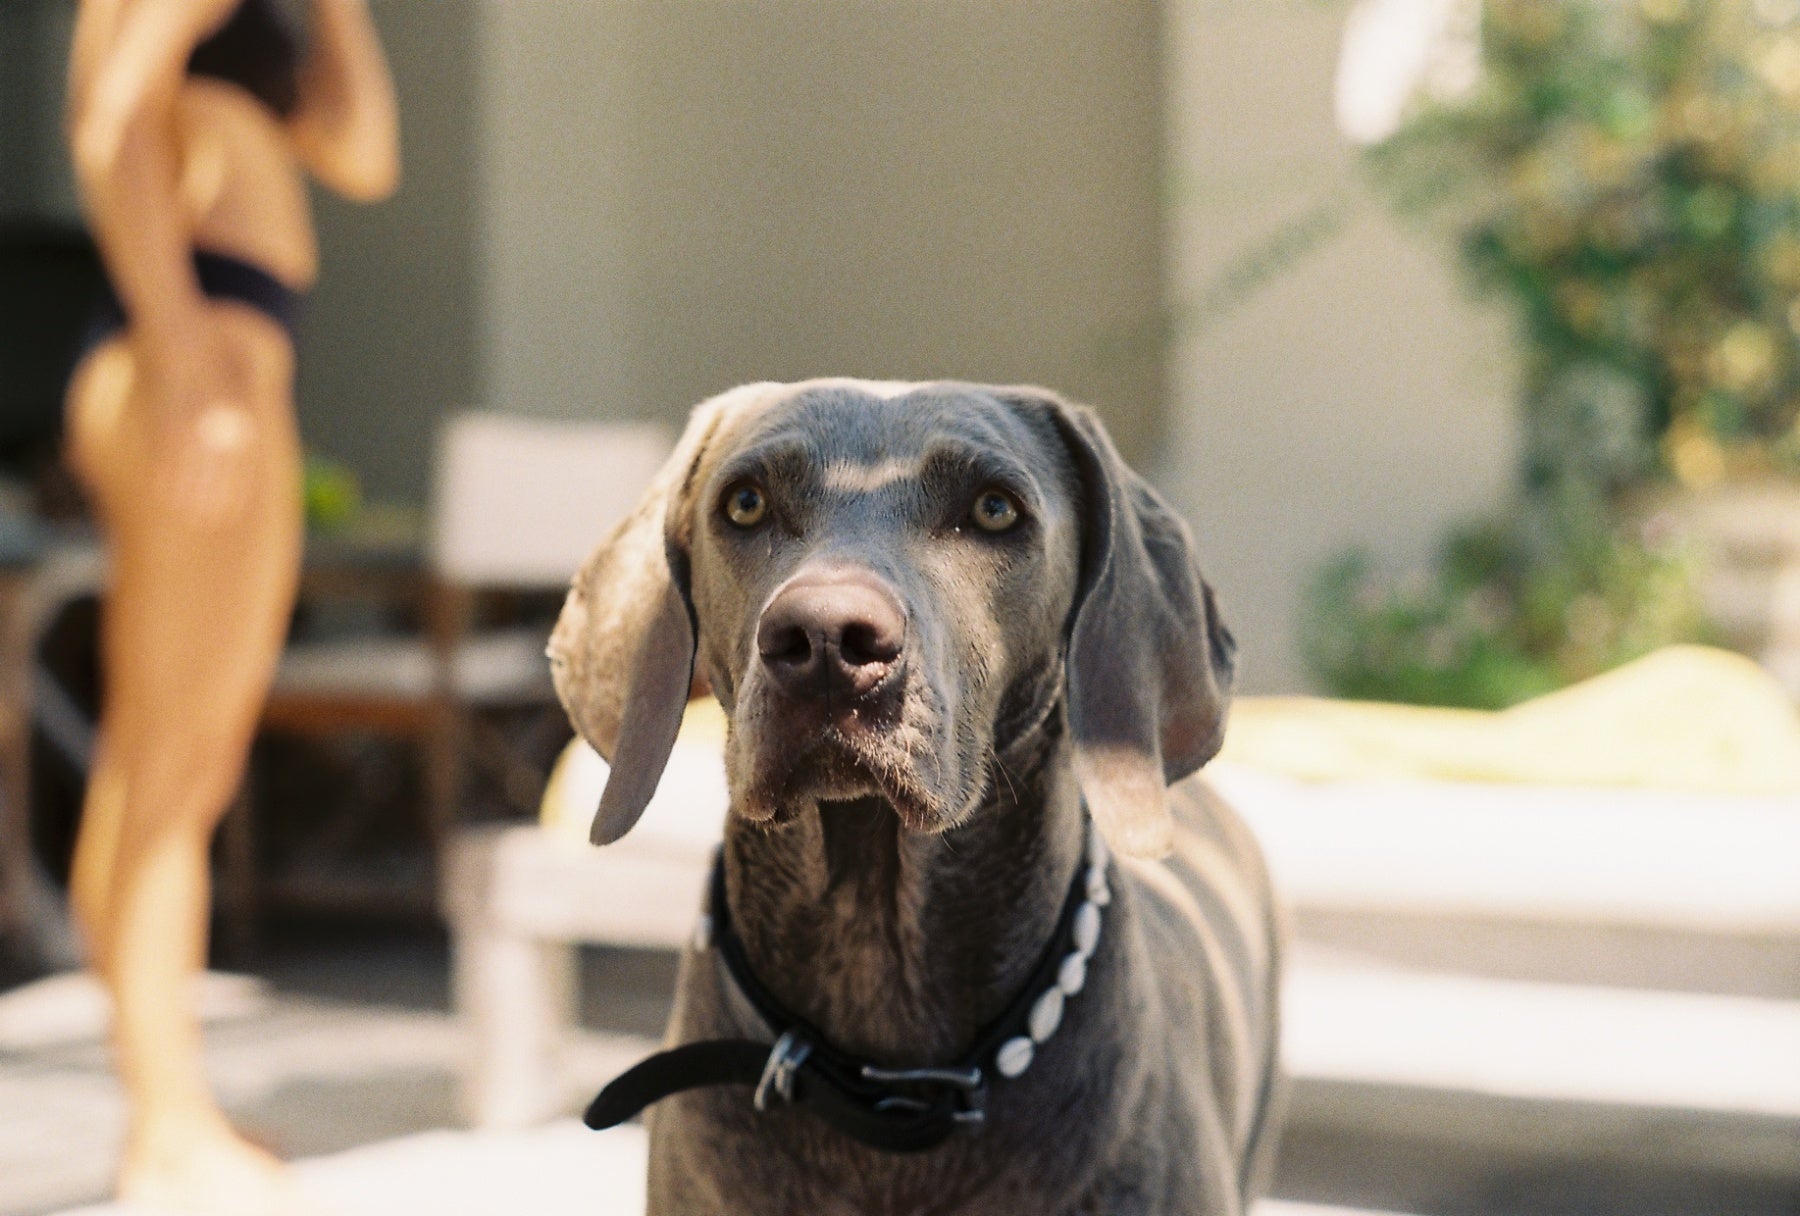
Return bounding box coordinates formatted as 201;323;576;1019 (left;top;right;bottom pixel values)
225;414;672;930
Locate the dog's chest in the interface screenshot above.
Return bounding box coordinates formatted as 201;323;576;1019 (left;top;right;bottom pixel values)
647;1072;1135;1216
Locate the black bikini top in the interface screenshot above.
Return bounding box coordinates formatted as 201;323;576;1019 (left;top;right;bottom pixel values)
186;0;305;119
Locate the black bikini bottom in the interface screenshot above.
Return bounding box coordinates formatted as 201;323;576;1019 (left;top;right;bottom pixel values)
80;249;303;358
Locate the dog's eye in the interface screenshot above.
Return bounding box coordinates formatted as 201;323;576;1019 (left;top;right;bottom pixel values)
723;482;768;528
969;489;1021;533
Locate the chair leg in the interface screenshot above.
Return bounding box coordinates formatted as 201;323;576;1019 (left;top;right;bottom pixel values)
421;581;472;892
467;713;553;819
215;784;259;962
0;715;31;951
421;704;466;890
453;914;576;1129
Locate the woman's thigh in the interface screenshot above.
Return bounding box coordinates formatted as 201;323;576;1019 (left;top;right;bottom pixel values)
68;304;304;761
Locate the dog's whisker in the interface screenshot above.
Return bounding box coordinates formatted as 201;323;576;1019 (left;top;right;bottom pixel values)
991;751;1022;807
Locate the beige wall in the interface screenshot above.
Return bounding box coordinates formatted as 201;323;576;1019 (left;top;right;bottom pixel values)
270;0;1522;694
1161;0;1519;692
475;0;1168;462
299;0;483;503
477;0;1523;692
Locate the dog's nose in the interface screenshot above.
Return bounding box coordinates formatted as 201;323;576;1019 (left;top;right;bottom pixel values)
757;574;906;700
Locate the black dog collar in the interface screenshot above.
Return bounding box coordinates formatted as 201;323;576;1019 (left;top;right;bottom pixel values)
583;818;1112;1154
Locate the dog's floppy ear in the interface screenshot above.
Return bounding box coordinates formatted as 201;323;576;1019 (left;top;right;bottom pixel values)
547;389;755;845
1016;390;1237;858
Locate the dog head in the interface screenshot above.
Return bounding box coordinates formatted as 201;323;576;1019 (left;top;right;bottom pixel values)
548;380;1235;857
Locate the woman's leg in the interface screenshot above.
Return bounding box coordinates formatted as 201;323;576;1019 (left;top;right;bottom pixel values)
66;309;304;1211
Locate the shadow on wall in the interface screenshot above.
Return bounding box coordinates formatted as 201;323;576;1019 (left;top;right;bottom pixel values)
300;0;483;506
1159;0;1518;693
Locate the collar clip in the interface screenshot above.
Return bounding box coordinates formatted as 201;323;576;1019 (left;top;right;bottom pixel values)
753;1028;813;1111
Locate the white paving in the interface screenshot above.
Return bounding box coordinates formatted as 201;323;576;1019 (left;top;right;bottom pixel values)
0;971;269;1054
15;767;1800;1214
0;962;671;1216
1285;947;1800;1117
54;1121;1396;1216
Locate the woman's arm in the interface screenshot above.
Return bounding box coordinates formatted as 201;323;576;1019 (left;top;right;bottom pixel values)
67;0;240;360
288;0;400;202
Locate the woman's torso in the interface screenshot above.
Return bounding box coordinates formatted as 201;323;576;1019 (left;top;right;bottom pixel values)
71;0;319;291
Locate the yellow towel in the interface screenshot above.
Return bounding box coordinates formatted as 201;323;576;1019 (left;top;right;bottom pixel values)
541;652;1800;824
1220;646;1800;795
540;699;730;840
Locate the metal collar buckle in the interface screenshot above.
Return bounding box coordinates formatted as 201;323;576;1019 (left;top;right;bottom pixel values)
754;1029;813;1112
860;1063;988;1127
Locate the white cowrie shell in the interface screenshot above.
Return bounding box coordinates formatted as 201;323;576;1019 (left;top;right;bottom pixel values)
1087;827;1109;872
996;1036;1035;1079
1073;901;1101;956
1086;866;1112;907
1057;951;1087;996
1028;987;1066;1043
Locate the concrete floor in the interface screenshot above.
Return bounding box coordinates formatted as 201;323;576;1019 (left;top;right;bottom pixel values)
0;927;667;1216
3;925;1795;1216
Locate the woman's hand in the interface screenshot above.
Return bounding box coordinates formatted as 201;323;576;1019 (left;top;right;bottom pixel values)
290;0;400;201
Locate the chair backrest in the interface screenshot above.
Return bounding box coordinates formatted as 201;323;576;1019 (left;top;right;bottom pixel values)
428;411;673;588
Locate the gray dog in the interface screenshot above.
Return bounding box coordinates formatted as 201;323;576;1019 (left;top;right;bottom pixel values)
549;380;1281;1215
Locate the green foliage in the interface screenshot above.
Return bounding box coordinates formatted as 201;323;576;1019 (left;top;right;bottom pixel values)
1305;491;1713;709
1370;0;1800;486
1305;0;1793;707
303;454;362;533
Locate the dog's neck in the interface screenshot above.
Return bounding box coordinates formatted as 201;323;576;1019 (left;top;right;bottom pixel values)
721;725;1086;1065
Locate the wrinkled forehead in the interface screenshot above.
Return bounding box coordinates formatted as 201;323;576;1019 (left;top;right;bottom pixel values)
705;382;1069;502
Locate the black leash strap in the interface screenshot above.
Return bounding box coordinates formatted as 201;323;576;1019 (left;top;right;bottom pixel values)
583;1040;767;1130
582;1032;978;1153
584;838;1089;1154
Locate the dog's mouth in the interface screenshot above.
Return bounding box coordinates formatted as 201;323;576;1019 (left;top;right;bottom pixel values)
737;730;947;833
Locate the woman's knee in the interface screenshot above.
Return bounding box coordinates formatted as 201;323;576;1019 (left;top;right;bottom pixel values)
116;727;254;835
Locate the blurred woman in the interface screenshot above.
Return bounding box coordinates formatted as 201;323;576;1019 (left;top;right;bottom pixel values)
64;1;397;1209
